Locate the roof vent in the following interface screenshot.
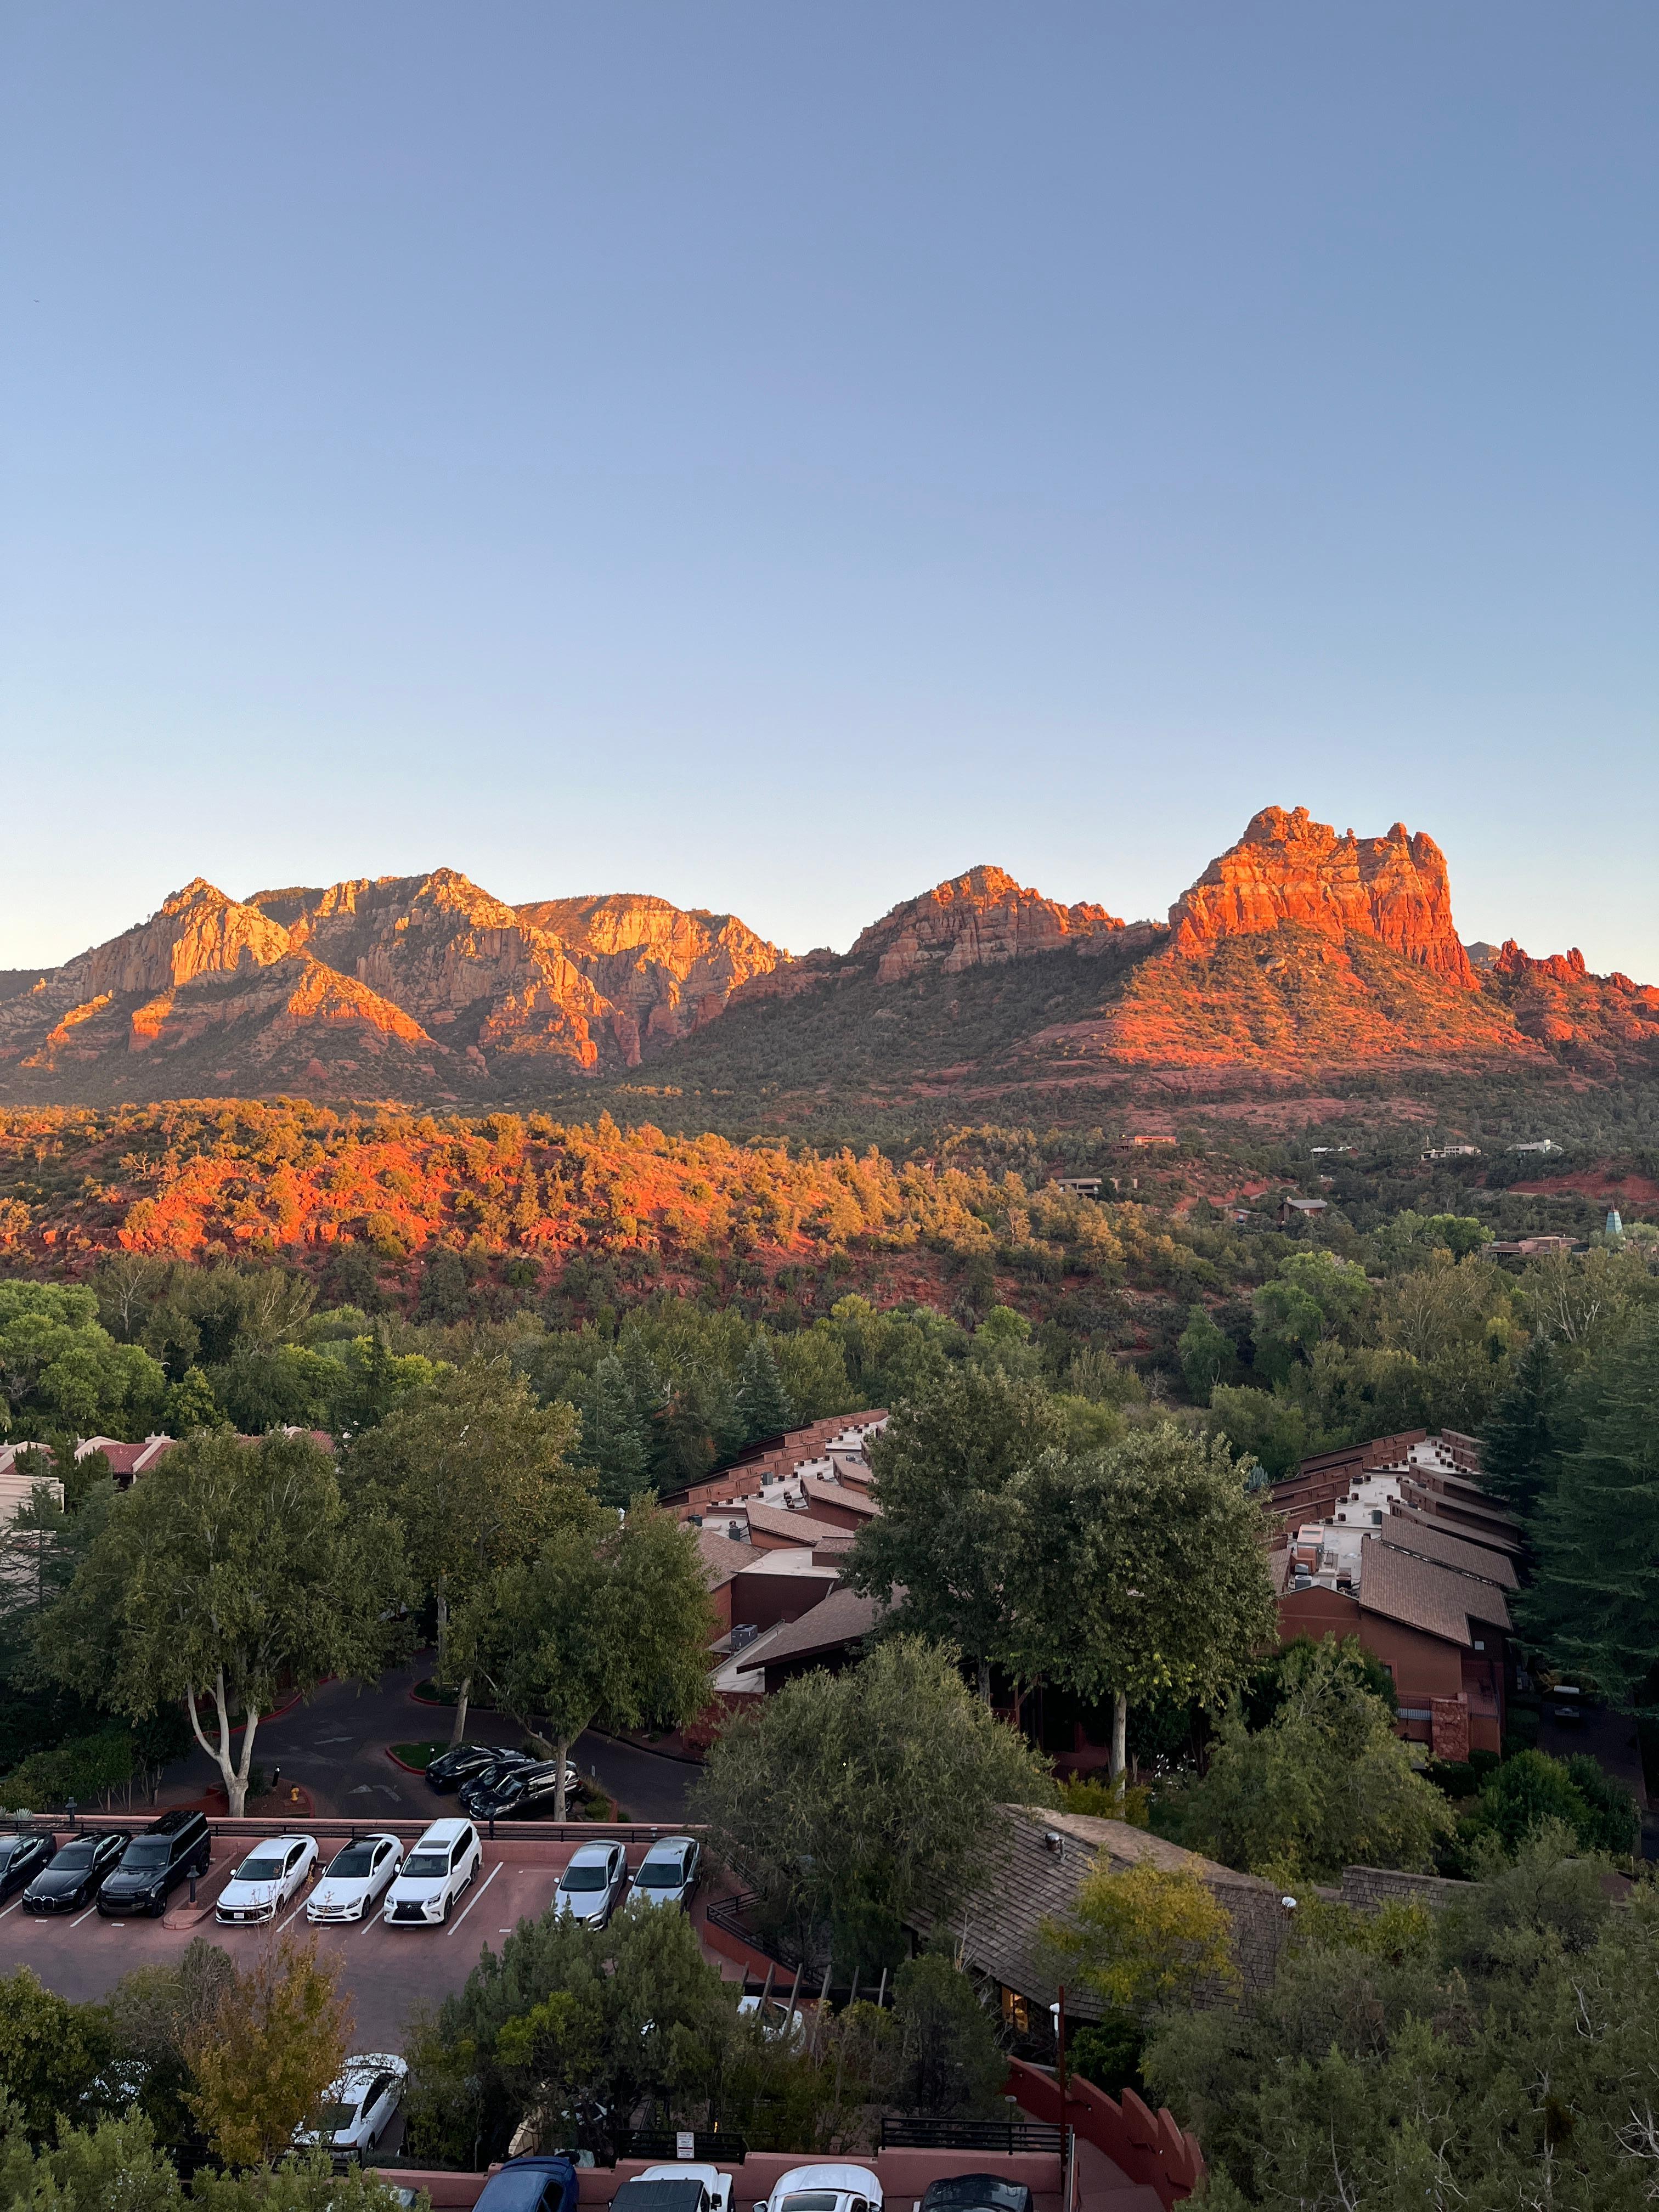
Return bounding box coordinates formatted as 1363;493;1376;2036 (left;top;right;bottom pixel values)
1042;1830;1065;1857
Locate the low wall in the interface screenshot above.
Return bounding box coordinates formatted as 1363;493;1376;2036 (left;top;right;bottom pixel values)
1003;2057;1204;2210
1339;1866;1472;1912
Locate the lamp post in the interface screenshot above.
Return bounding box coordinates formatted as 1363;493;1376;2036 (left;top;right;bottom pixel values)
1049;1984;1068;2106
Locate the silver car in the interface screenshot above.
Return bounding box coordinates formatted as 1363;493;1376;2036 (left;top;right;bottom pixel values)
554;1839;628;1925
629;1834;699;1910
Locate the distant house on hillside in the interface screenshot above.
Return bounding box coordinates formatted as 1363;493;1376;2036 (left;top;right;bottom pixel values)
1279;1194;1329;1227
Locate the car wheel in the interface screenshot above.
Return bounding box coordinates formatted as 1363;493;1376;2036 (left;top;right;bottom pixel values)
441;1892;453;1923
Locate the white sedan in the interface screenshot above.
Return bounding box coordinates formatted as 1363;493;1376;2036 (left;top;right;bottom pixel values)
759;2166;884;2212
215;1835;319;1926
554;1839;628;1925
308;1832;404;1924
296;2052;408;2159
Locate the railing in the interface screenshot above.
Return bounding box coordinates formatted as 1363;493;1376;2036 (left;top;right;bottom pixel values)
617;2132;749;2164
879;2118;1063;2155
703;1890;809;1973
7;1810;697;1850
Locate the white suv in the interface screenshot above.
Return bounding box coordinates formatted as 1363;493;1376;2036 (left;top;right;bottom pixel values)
383;1818;482;1927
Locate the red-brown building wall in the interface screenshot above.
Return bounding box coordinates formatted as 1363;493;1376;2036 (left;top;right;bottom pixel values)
1277;1588;1502;1756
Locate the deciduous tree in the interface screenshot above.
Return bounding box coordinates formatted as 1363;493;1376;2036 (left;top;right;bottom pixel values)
43;1430;408;1814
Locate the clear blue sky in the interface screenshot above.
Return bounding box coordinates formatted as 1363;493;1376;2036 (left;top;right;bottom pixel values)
3;4;1655;975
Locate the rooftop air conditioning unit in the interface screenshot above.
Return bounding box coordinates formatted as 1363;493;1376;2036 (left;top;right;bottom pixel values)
731;1623;759;1651
727;1520;746;1542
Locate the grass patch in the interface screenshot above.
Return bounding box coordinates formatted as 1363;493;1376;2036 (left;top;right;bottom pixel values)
411;1679;458;1707
390;1742;448;1771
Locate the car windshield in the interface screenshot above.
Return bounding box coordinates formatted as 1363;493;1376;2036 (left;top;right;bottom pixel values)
405;1851;450;1877
636;1858;682;1886
123;1841;169;1867
233;1855;285;1883
327;1844;380;1877
314;2100;359;2132
933;2187;1026;2210
0;1841;19;1863
53;1842;96;1869
781;2194;843;2211
488;1774;524;1797
560;1863;608;1891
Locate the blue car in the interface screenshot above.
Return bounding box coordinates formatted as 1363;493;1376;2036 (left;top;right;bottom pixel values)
472;2159;580;2212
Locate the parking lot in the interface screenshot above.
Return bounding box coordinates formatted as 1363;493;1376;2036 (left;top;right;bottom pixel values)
0;1824;706;2051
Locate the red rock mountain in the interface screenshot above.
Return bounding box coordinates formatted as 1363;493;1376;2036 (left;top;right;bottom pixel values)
1169;808;1475;985
515;894;785;1055
849;866;1125;981
0;821;1652;1108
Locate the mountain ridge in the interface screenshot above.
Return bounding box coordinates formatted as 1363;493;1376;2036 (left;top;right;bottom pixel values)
0;815;1653;1113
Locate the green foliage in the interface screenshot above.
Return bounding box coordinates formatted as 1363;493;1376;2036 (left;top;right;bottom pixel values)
458;1498;715;1814
41;1427;411;1814
0;1280;166;1441
1176;1304;1236;1400
1166;1635;1453;1881
161;1364;224;1435
1460;1747;1640;1863
0;1967;110;2142
887;1953;1005;2118
1522;1308;1659;1704
690;1636;1053;1973
0;2102;410;2211
845;1364;1064;1696
404;1899;741;2167
1002;1426;1279;1759
735;1333;795;1441
1141;1831;1652;2211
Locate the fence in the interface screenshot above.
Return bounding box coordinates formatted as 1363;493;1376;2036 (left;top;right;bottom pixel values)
880;2118;1064;2156
1001;2057;1204;2209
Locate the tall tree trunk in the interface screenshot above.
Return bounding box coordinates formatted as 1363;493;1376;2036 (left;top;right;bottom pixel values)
553;1736;572;1821
450;1675;472;1748
187;1669;262;1818
1110;1689;1128;1784
977;1654;992;1706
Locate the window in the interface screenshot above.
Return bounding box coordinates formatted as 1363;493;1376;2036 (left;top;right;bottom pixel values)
1000;1986;1030;2034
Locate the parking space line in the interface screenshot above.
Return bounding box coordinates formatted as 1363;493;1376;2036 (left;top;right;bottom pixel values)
70;1903;100;1928
447;1862;501;1935
276;1894;313;1935
0;1900;21;1923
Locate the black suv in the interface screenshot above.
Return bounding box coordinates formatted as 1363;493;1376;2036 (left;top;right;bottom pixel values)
426;1743;534;1794
459;1758;577;1821
98;1809;211;1917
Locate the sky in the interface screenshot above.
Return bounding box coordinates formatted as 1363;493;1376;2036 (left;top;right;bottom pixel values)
2;4;1656;977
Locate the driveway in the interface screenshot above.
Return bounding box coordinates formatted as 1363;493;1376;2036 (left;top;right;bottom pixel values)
153;1658;695;1827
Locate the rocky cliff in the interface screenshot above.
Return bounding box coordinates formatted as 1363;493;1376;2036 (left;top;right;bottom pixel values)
848;866;1126;982
1169;808;1475;985
516;893;787;1053
1;825;1652;1111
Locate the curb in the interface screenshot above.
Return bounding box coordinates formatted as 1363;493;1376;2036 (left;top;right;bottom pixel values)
385;1748;434;1776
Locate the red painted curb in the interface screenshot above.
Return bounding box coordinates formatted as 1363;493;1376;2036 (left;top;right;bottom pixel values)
386;1747;435;1775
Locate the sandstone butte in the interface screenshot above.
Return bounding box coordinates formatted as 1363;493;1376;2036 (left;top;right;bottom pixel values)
0;817;1655;1107
1167;806;1475;985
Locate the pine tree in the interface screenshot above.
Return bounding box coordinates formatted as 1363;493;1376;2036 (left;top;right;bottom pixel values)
1522;1311;1659;1704
735;1334;795;1444
1481;1334;1575;1520
580;1355;651;1508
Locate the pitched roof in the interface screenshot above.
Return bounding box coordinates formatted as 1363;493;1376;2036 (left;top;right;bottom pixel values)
801;1477;880;1520
731;1583;881;1673
743;1503;860;1548
693;1527;756;1587
925;1806;1278;2020
1378;1515;1519;1589
1356;1536;1512;1645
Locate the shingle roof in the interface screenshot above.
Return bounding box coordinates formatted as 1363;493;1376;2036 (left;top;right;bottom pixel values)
922;1807;1278;2021
743;1504;860;1548
1378;1515;1519;1589
1357;1537;1512;1645
693;1528;756;1587
731;1584;881;1673
801;1478;880;1520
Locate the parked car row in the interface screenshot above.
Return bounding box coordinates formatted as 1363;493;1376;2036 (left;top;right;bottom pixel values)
0;1807;701;1929
1;1809;213;1920
424;1742;581;1822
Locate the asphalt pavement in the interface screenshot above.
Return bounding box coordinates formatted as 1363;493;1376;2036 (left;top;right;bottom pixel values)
152;1658;695;1826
